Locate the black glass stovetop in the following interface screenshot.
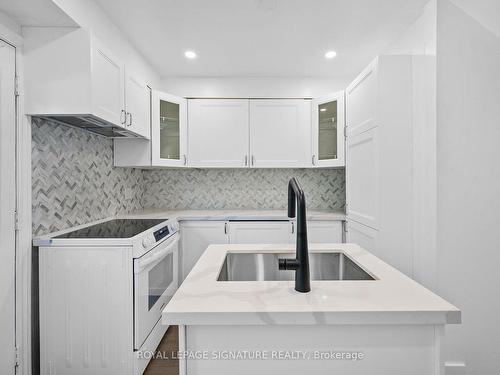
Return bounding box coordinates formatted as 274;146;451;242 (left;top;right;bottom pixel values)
55;219;167;239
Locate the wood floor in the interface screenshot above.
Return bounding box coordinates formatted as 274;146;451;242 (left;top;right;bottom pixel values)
144;325;179;375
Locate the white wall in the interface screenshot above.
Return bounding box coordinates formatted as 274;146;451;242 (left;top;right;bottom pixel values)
160;76;348;98
437;0;500;373
50;0;160;87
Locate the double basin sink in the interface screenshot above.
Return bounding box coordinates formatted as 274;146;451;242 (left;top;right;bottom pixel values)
218;252;374;282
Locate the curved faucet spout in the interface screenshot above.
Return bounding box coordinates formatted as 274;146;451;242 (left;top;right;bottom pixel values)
280;178;311;293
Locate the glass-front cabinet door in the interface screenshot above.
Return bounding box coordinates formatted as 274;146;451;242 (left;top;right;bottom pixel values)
311;91;345;167
151;91;187;167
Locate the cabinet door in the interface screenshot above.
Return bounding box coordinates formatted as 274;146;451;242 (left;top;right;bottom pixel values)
307;221;343;243
188;99;249;167
346;220;379;256
151;91;187;167
311;92;345;167
346;60;379;230
228;221;293;244
91;37;125;127
249;99;311;168
179;221;228;283
124;71;150;138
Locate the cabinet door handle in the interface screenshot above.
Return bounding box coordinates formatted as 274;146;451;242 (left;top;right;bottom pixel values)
224;222;228;234
251;155;255;166
126;112;132;127
183;154;187;165
312;155;316;166
244;155;248;166
129;112;133;126
291;222;295;234
120;109;126;125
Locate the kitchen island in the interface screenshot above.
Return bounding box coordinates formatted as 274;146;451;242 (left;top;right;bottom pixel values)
162;243;460;375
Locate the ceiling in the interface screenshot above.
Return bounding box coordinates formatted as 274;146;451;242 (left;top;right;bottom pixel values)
0;0;75;27
93;0;429;78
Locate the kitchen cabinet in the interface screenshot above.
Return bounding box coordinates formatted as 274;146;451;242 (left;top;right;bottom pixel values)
152;91;188;167
179;221;228;283
228;221;293;244
249;99;311;168
188;99;249;167
311;91;345;167
345;55;414;276
307;221;343;243
345;220;378;255
25;28;148;138
124;71;151;138
114;90;187;167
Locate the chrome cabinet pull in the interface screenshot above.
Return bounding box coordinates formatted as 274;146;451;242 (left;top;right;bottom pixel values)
183;154;187;165
120;109;126;125
291;221;295;234
224;222;228;234
125;112;132;127
251;155;255;166
244;155;248;166
312;155;316;165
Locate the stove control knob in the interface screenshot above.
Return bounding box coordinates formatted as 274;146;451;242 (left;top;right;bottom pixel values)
142;236;151;249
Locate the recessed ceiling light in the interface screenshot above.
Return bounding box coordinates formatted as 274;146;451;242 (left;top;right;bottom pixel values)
324;50;337;59
184;50;197;59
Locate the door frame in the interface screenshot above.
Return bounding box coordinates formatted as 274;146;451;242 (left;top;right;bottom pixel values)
1;27;32;375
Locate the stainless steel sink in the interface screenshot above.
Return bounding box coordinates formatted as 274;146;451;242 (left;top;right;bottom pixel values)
217;252;374;281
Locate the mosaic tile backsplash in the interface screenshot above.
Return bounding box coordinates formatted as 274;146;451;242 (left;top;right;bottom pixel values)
32;119;144;236
141;169;345;210
32;119;345;236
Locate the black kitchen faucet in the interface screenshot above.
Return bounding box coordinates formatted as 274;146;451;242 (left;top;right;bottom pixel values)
278;178;311;293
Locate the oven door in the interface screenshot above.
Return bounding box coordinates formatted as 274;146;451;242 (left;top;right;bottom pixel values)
133;232;179;350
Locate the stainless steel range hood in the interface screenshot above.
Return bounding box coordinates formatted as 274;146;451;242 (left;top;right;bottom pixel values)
32;114;144;138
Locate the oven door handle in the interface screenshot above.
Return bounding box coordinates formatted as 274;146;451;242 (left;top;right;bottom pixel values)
135;233;179;273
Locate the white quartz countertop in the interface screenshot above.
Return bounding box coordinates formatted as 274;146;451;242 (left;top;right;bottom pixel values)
121;208;345;221
162;243;460;326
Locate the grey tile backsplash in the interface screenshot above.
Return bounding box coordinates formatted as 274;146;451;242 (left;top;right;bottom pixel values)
32;119;345;236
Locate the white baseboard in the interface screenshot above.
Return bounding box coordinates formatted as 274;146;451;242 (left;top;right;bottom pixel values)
445;362;466;375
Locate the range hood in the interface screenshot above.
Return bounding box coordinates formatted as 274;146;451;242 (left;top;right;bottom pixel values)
32;115;144;138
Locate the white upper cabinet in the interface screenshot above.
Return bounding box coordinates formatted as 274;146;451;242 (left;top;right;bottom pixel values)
152;91;187;167
311;92;345;167
91;37;125;127
249;99;311;168
124;71;151;138
188;99;249;168
25;28;148;138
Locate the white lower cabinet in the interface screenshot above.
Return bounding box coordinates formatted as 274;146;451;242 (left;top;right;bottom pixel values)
228;221;293;244
307;221;343;243
345;220;379;255
179;221;229;283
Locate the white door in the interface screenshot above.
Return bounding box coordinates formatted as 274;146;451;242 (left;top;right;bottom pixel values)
311;92;345;167
0;39;17;374
151;91;187;167
307;221;343;243
228;221;293;244
179;221;229;282
91;37;125;127
124;71;150;138
249;99;311;168
346;60;379;230
188;99;249;167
